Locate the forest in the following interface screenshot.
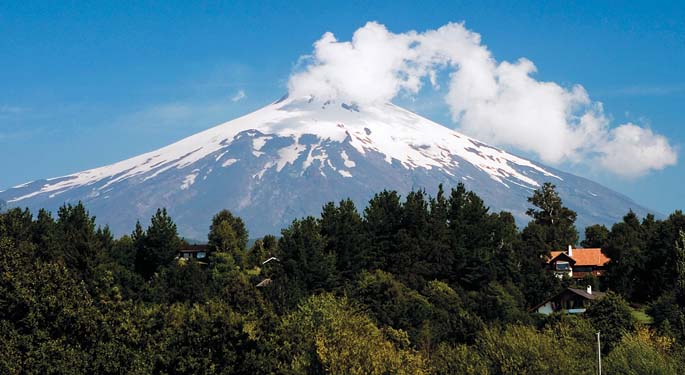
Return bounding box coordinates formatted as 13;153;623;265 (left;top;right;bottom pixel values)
2;182;685;374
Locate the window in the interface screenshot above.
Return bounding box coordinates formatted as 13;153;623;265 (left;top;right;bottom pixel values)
555;261;570;271
574;266;593;273
197;251;206;259
183;253;190;259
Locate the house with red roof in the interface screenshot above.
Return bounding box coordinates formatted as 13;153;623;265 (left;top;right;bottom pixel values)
547;246;610;279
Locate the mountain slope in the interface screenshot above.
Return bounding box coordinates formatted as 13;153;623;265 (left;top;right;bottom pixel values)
0;96;652;238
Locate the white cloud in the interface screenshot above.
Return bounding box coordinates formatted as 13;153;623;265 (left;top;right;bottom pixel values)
598;124;677;177
288;21;677;177
231;89;246;102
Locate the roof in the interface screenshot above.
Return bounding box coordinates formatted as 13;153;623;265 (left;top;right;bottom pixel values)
179;244;208;253
262;256;280;265
549;252;576;265
567;288;605;300
549;248;609;267
531;287;606;311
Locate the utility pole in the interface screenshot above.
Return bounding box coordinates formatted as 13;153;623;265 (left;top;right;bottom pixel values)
597;331;602;375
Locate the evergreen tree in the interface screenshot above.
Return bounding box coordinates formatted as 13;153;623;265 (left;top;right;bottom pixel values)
0;207;33;243
134;209;181;280
247;234;278;268
603;211;648;300
675;230;685;306
32;208;58;260
525;182;578;250
208;210;249;252
393;190;431;286
363;190;403;270
517;222;562;306
278;217;337;303
424;185;453;282
319;199;366;280
55;202;104;282
581;224;609;248
585;291;636;353
447;184;500;289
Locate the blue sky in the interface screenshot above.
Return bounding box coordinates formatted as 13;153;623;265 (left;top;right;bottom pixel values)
1;1;684;214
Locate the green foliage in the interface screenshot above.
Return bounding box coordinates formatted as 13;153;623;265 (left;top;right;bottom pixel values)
604;328;679;375
55;202;107;283
247;234;277;268
430;343;490;375
585;291;636;353
151;260;209;303
478;323;595;375
208;209;249;267
516;225;562;306
352;270;433;343
320;199;366;279
675;230;685;305
280;293;428;374
152;301;267;374
471;281;530;325
421;280;484;345
4;182;685;373
525;182;579;249
134;209;182;279
581;224;610;248
278;216;337;304
648;292;685;340
363;190;403;270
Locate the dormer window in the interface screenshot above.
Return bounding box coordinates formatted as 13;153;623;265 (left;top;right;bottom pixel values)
555;261;570;271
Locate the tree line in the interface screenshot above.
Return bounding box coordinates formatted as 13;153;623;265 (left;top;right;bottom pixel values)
1;182;685;374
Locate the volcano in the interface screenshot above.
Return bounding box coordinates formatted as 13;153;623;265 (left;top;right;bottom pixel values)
0;96;652;238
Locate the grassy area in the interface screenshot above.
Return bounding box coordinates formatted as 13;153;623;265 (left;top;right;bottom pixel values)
631;306;654;325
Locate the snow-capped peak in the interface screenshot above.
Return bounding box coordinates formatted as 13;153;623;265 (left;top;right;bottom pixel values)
0;95;652;239
7;96;560;203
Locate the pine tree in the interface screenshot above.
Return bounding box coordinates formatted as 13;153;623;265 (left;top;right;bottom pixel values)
525;182;578;250
279;216;337;300
393;190;430;285
208;210;249;252
675;230;685;306
581;224;609;248
363;190;403;270
319;199;365;280
603;210;648;300
32;208;58;261
446;183;496;289
55;202;103;282
424;185;452;282
134;208;181;279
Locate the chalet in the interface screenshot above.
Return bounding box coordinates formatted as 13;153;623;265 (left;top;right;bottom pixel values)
178;244;208;260
532;286;605;315
547;246;609;279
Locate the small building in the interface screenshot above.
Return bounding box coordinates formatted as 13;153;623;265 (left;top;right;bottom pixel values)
548;246;609;279
532;286;605;315
178;244;208;260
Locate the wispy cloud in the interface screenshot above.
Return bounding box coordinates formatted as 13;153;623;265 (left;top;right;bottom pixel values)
231;89;246;102
113;95;249;133
289;21;677;177
0;105;29;116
